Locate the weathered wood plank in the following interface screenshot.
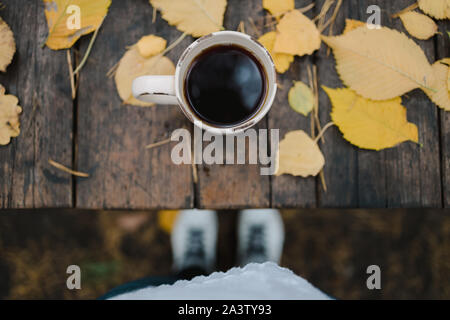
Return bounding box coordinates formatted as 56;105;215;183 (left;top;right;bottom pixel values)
436;19;450;207
196;0;271;209
0;0;73;208
345;0;388;207
315;0;359;207
382;0;441;207
316;0;442;207
75;0;194;209
269;0;317;208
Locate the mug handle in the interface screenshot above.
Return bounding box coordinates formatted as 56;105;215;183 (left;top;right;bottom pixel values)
132;75;179;105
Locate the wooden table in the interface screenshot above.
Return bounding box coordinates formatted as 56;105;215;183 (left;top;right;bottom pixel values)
0;0;448;210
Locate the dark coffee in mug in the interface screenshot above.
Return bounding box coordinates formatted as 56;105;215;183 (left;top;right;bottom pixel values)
184;44;267;127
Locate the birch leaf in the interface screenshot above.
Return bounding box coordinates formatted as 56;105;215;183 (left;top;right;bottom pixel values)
43;0;111;50
0;85;22;145
288;81;314;116
258;31;293;73
275;130;325;177
422;60;450;111
322;27;434;101
324;86;418;151
115;37;175;107
343;19;366;34
263;0;294;17
0;17;15;72
136;35;166;58
150;0;226;37
418;0;450;19
274;10;321;56
399;11;438;40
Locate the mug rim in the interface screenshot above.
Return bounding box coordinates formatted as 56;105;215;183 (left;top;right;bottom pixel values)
174;31;277;135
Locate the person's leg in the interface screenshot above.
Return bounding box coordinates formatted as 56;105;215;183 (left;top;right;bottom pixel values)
237;209;284;266
100;209;218;299
172;209;218;279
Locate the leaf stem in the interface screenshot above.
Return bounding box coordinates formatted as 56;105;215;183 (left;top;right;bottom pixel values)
73;19;104;75
48;159;89;177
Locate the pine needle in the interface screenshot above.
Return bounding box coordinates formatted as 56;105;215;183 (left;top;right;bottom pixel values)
320;0;343;34
160;32;187;56
145;138;172;149
48;159;89;177
106;60;120;78
299;2;315;13
237;20;245;33
314;0;334;27
307;65;315;138
66;50;76;100
248;17;261;37
152;6;157;23
192;157;198;184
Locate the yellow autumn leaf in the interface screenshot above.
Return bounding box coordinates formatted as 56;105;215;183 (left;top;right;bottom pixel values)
273;10;321;57
43;0;111;50
399;11;438;40
288;81;314;116
343;19;366;34
275;130;325;177
322;27;434;101
150;0;226;37
422;60;450;111
0;85;22;145
136;35;167;58
158;210;179;234
263;0;294;17
418;0;450;19
115;38;175;107
0;17;15;72
258;31;293;73
323;86;418;151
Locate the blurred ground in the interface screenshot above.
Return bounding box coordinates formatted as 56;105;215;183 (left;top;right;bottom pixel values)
0;209;448;299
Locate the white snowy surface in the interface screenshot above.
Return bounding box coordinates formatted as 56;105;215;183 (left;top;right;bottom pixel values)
110;262;331;300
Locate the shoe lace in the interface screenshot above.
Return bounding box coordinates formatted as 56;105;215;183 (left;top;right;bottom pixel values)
184;228;205;265
246;224;266;261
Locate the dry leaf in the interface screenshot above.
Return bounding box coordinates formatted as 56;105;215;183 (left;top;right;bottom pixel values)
258;31;293;73
0;17;15;72
115;38;175;107
136;35;166;58
275;130;325;177
273;10;321;56
263;0;294;17
322;27;434;101
418;0;450;20
422;60;450;111
150;0;226;37
158;210;179;234
0;85;22;145
288;81;314;116
43;0;111;50
399;11;438;40
343;19;366;34
324;86;418;151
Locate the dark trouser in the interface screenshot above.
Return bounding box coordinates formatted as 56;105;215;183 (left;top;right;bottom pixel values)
99;266;207;300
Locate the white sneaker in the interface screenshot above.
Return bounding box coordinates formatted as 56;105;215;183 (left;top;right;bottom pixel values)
171;209;218;273
237;209;284;267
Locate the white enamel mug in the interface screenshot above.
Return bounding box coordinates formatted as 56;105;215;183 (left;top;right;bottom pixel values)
132;31;277;135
